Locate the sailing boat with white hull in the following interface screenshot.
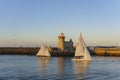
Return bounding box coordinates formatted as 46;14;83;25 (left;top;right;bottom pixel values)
72;33;92;61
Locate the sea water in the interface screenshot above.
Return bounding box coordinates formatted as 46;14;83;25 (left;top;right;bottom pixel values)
0;55;120;80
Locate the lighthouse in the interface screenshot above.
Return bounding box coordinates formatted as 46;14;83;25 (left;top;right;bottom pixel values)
58;32;65;51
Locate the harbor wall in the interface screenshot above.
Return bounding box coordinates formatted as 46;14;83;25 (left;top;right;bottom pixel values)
0;47;39;55
0;47;74;56
1;47;120;56
94;47;120;56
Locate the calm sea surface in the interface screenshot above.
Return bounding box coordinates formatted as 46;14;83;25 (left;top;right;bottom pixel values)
0;55;120;80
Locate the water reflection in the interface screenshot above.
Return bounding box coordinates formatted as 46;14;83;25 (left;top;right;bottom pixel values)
57;57;64;75
37;57;51;68
1;56;120;80
37;57;51;78
56;57;77;80
73;61;91;79
93;56;120;62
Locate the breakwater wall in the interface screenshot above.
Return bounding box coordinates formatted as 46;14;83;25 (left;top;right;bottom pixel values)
0;47;39;55
0;47;95;56
94;47;120;56
0;47;75;56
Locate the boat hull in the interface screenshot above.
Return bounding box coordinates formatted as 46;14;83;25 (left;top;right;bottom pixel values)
72;58;91;61
37;56;51;59
36;55;51;57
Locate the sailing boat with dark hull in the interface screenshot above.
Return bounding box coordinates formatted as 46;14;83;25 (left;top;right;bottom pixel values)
72;33;92;61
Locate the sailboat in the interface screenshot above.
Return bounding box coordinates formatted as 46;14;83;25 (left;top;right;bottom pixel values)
72;33;92;61
36;45;51;57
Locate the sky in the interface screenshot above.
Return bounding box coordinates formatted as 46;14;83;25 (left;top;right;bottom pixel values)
0;0;120;47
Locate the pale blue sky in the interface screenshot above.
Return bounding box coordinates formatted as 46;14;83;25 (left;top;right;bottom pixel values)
0;0;120;47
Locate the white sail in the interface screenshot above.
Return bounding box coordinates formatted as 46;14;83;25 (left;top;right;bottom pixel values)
36;45;51;57
75;33;84;57
44;47;51;57
82;39;92;60
36;45;46;56
72;33;92;61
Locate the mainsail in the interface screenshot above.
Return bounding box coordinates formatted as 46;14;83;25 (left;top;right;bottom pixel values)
75;34;84;56
75;33;84;57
